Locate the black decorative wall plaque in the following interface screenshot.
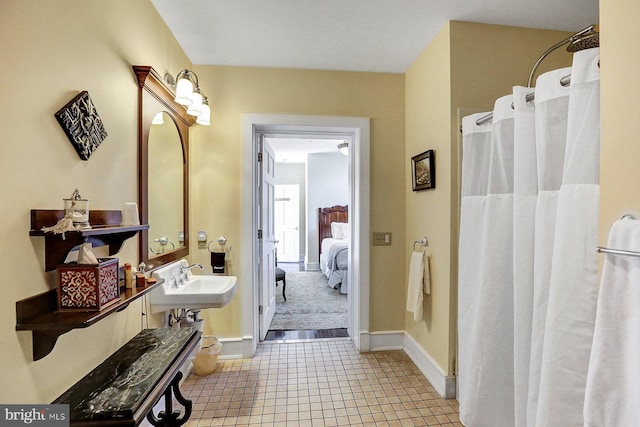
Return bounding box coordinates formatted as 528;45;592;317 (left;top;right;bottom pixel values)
55;91;108;160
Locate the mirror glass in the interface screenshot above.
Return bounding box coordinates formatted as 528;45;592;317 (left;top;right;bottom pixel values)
135;65;192;271
148;112;184;257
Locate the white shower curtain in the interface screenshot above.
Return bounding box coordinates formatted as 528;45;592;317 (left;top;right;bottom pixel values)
458;112;492;426
458;48;600;427
512;85;537;427
534;48;600;427
527;66;571;427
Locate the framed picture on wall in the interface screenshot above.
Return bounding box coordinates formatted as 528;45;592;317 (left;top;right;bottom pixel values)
54;91;108;161
411;149;435;191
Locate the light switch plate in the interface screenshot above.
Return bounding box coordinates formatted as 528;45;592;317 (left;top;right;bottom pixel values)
373;232;392;246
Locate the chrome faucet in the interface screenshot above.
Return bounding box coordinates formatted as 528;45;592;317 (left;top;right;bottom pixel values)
179;263;203;281
170;269;181;288
182;263;203;273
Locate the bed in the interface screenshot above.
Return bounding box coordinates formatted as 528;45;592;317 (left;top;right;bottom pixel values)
318;205;349;294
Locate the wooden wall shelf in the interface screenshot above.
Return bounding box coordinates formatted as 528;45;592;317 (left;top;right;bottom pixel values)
30;209;149;271
19;209;152;360
16;281;161;361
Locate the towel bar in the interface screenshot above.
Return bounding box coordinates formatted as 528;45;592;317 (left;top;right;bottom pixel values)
595;214;638;257
596;246;640;258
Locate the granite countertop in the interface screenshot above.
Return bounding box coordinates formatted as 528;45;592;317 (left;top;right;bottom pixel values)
53;327;198;423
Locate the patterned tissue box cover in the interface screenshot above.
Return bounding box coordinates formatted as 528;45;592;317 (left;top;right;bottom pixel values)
57;258;119;311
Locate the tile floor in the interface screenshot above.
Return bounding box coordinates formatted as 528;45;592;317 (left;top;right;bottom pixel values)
181;339;462;426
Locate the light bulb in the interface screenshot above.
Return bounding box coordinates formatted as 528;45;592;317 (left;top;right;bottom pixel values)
187;89;203;116
197;103;211;125
174;75;194;105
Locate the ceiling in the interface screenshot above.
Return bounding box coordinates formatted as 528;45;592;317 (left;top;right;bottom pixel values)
150;0;598;160
266;138;346;163
151;0;598;74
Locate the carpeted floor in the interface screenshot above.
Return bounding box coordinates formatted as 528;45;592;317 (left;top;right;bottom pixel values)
269;271;348;330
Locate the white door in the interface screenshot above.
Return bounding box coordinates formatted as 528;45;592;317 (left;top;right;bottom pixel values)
259;136;277;340
275;184;300;262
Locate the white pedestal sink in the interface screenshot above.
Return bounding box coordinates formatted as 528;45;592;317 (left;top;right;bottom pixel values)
149;260;237;313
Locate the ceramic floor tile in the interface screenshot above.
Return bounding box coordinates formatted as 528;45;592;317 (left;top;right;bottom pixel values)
182;340;460;426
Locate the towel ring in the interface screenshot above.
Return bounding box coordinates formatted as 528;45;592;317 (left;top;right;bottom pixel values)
413;237;428;251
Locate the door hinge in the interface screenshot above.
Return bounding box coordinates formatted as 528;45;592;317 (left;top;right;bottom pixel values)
257;152;263;162
258;229;263;239
259;305;263;315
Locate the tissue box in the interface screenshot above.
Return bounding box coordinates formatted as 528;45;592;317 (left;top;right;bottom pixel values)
57;258;120;311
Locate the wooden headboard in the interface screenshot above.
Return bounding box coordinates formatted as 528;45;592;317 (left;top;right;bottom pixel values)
318;205;348;254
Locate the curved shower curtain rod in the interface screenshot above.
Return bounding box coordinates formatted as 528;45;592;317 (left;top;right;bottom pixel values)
474;25;598;126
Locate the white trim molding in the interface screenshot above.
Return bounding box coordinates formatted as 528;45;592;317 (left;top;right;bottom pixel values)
241;113;370;356
360;331;456;399
403;332;456;399
367;330;404;350
305;262;321;271
211;336;252;360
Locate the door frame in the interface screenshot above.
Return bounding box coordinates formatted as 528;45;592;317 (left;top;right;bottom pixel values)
241;114;370;357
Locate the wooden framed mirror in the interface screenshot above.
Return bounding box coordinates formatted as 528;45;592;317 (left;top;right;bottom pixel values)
134;65;194;271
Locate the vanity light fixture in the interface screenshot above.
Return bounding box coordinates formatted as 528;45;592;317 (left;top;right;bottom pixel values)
167;69;211;125
337;141;349;156
174;69;196;105
196;96;211;126
186;87;203;116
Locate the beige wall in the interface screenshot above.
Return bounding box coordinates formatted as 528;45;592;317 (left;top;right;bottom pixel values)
1;0;406;402
404;21;573;374
0;0;191;402
187;66;406;336
599;2;640;242
405;24;454;371
3;0;617;406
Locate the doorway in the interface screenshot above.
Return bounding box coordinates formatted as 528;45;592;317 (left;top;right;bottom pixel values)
241;114;371;357
275;184;300;263
268;145;349;340
262;136;349;340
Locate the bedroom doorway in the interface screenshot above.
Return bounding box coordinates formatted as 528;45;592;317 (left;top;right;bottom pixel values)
241;114;371;356
264;137;349;340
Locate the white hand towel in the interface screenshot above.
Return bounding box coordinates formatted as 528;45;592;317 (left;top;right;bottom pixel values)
407;250;424;321
121;202;140;226
584;219;640;426
423;254;431;295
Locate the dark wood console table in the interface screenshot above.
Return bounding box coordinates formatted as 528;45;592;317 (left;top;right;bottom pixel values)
53;328;201;426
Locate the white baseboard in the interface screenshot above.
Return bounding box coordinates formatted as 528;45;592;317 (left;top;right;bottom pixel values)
305;262;320;271
358;330;370;351
367;330;404;350
216;336;252;359
403;333;456;399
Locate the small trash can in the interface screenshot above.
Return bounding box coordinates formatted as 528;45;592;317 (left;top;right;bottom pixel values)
192;336;222;376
